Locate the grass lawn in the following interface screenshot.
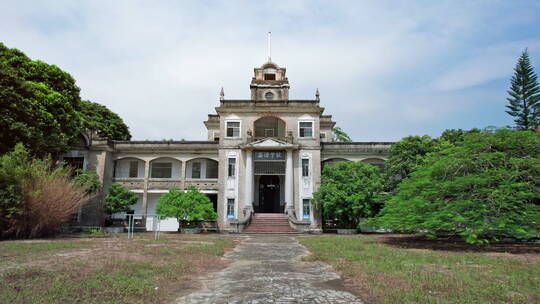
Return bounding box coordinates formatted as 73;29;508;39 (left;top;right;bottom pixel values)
0;233;237;304
299;234;540;304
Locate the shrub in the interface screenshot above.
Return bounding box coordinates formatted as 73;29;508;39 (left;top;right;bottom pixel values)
156;186;217;230
0;144;89;239
313;161;384;229
368;129;540;244
103;183;138;217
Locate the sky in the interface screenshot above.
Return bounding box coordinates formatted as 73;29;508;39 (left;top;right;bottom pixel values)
1;0;540;141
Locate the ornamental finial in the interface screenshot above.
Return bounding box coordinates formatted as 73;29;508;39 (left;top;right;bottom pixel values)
220;87;225;101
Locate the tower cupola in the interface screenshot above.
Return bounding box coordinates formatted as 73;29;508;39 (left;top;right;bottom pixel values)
250;61;290;100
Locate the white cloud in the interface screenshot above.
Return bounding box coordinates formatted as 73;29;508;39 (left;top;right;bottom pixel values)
0;0;538;141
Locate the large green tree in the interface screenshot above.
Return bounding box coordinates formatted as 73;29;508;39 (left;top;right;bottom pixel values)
383;135;440;191
0;42;132;155
0;43;82;155
313;161;384;228
156;186;217;229
79;100;131;140
505;49;540;130
368;129;540;244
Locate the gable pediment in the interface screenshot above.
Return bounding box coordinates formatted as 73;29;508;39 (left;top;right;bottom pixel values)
243;137;298;149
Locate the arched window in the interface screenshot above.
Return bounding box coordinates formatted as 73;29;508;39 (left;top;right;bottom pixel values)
254;116;285;138
265;91;274;100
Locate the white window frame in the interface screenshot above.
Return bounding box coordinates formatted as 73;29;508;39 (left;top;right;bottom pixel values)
301;158;310;177
302;199;311;220
319;132;327;142
225;120;241;138
228;157;236;177
298;121;314;138
227;198;235;218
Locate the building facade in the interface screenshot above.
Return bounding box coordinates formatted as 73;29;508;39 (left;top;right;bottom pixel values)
67;60;393;233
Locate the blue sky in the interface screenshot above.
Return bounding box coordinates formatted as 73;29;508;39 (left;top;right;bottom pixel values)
1;1;539;141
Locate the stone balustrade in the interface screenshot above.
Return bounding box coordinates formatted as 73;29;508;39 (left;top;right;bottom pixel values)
112;178;144;189
185;179;219;190
148;179;182;190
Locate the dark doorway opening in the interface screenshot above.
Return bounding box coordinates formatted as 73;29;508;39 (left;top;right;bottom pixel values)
258;175;281;213
206;194;218;213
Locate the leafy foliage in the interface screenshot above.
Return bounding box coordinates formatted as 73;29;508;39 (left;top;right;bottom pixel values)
103;183;138;215
79;100;131;140
0;42;132;155
156;186;217;229
72;169;101;195
439;128;481;145
0;144;88;239
332;127;352;142
368;129;540;244
383;135;440;191
0;43;82;155
505;49;540;130
313;161;384;228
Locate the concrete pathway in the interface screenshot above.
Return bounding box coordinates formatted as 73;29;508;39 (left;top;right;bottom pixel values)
176;235;363;304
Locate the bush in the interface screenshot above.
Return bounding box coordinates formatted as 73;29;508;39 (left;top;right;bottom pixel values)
313;161;384;229
0;144;89;239
368;129;540;244
156;186;217;230
103;183;138;217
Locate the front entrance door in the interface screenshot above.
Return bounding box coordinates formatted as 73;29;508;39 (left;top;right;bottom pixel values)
258;175;281;213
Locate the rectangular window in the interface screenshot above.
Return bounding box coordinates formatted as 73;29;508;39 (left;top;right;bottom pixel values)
320;132;326;142
228;158;236;177
129;161;138;178
226;121;240;137
303;199;310;219
151;162;172;178
299;122;313;137
206;160;218;179
302;158;310;177
227;199;235;218
191;162;201;179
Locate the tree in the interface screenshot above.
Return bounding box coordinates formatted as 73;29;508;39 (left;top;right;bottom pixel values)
439;128;480;145
313;161;384;229
368;129;540;244
383;135;440;191
505;49;540;130
79;100;131;140
0;43;82;155
0;144;88;238
332;127;353;142
156;186;217;229
103;183;138;217
72;169;101;195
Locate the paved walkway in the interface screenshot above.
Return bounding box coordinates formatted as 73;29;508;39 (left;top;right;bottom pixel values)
176;235;363;304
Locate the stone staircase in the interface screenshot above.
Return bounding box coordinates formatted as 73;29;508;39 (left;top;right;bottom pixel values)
243;213;298;234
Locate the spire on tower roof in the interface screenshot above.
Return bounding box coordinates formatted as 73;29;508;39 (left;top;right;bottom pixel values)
267;31;272;62
315;88;320;101
220;87;224;101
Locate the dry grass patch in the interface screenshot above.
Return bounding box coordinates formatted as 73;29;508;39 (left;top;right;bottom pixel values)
299;234;540;304
0;233;238;304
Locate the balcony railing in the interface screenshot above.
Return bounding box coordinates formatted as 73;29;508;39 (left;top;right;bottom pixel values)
112;178;144;190
112;178;218;191
185;179;219;190
148;179;182;190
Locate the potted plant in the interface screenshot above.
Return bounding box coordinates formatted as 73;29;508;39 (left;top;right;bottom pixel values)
103;183;138;233
313;161;383;234
156;186;217;233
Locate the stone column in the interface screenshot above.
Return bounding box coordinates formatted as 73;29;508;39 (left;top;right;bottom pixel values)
244;150;254;212
180;161;186;190
285;149;294;214
142;160;150;217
